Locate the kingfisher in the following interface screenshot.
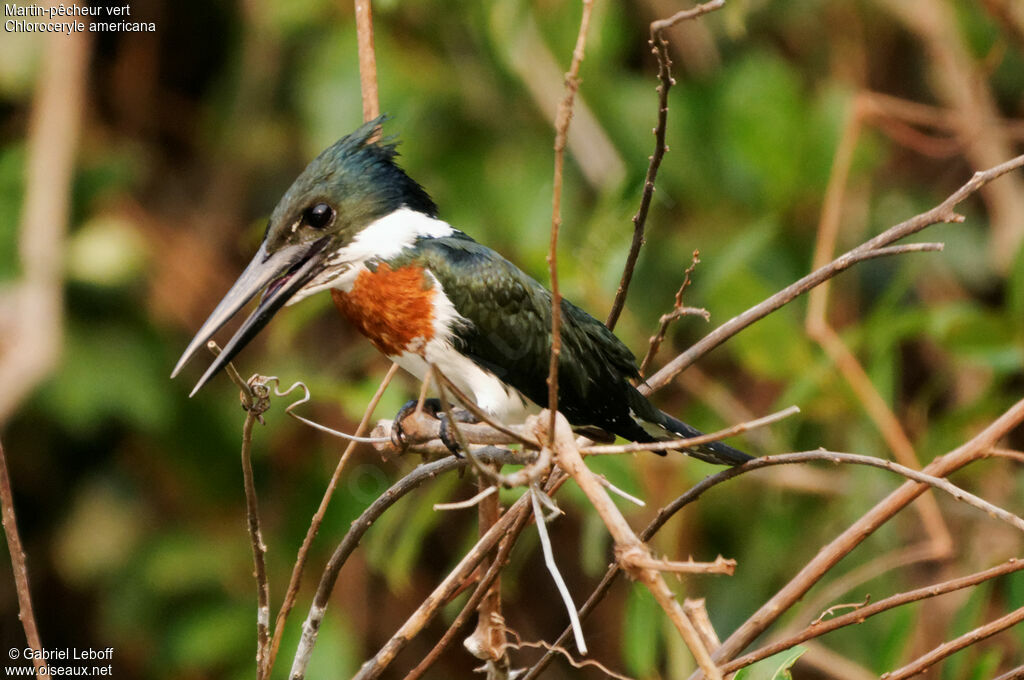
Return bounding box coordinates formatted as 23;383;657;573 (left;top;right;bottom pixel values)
172;118;750;466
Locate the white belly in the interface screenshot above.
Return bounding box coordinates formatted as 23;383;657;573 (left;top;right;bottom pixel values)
390;342;531;422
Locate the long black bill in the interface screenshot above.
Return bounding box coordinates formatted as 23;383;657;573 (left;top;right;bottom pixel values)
171;238;329;396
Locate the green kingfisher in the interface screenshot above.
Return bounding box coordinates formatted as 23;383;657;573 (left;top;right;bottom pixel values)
172;118;750;466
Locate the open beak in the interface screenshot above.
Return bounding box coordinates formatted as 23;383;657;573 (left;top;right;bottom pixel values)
172;238;329;396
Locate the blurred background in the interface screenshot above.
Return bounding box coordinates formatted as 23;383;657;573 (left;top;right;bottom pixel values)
1;0;1023;678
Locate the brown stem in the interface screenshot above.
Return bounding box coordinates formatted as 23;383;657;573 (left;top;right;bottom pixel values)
354;0;380;123
403;496;535;680
721;558;1024;673
698;397;1024;676
644;153;1024;394
0;22;89;423
541;411;723;679
524;425;1024;679
638;250;706;377
806;93;953;559
287;450;530;679
240;407;271;679
606;0;724;330
264;363;399;675
547;0;595;443
0;437;49;680
882;605;1024;680
464;473;508;668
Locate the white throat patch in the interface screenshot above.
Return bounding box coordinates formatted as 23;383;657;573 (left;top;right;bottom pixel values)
288;206;455;305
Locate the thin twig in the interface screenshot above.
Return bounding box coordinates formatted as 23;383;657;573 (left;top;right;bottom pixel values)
347;489;534;680
639;250;707;377
541;411;723;679
433;485;498;511
697;396;1024;676
605;0;725;330
208;343;271;678
354;0;379;124
525;415;1024;680
582;405;799;454
547;0;595;445
532;485;588;654
207;340;255;404
630;555;736;575
806;95;952;558
684;599;721;653
881;605;1024;680
784;543;942;637
288;448;536;675
404;478;547;680
506;633;636;680
264;363;399;675
240;393;271;679
464;471;509;671
722;558;1024;673
992;664;1024;680
644;155;1024;394
0;437;49;680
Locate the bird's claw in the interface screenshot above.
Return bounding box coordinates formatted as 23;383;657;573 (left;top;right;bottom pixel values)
391;398;479;457
392;398;441;450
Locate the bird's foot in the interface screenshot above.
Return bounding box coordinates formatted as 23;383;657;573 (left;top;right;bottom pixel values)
392;398;479;457
438;406;479;457
392;398;443;450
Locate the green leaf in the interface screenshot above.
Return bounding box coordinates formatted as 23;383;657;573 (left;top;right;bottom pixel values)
734;646;807;680
623;585;663;677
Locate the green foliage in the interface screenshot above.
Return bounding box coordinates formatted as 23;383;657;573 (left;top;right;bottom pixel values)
624;585;663;677
733;646;806;680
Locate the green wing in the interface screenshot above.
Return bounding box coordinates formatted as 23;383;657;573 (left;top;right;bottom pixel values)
398;234;642;428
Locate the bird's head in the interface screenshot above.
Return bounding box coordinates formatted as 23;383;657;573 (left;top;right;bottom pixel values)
172;116;436;395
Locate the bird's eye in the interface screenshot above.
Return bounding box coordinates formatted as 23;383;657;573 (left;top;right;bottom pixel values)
303;203;334;229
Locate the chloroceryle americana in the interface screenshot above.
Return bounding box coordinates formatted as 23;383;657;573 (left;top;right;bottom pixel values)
172;118;750;466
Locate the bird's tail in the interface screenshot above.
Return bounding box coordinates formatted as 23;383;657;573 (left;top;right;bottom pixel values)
623;387;752;466
652;410;752;466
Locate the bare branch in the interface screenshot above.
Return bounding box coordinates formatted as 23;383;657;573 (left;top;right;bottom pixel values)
354;0;380;124
372;414;536;454
464;472;509;672
0;437;49;680
404;487;540;680
289;450;529;679
639;250;707;377
722;558;1024;673
606;0;725;330
265;363;399;675
527;413;1024;680
881;605;1024;680
547;0;595;442
805;94;952;557
683;599;721;653
644;154;1024;394
240;394;270;678
582;405;799;455
531;486;588;654
542;411;723;679
700;396;1024;675
630;555;736;575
